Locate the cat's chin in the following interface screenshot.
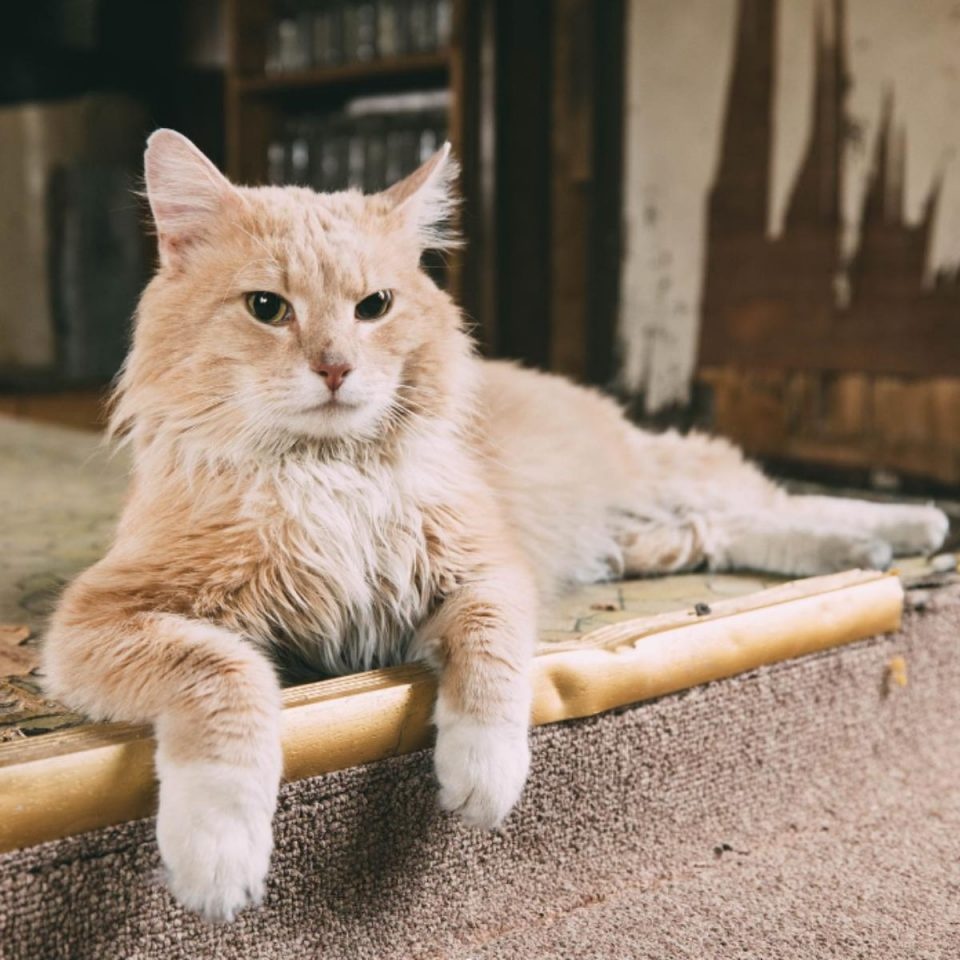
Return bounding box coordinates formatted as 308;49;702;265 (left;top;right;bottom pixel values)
284;400;386;442
299;398;363;415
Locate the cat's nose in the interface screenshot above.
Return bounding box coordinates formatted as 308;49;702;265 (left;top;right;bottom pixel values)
312;361;352;393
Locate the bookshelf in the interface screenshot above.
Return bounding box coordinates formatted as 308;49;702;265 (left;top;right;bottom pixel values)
224;1;465;187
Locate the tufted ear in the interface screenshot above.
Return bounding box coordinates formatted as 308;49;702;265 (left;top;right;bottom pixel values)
382;142;461;250
144;129;239;265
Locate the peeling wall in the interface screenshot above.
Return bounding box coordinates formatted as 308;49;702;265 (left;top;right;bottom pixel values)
619;0;960;413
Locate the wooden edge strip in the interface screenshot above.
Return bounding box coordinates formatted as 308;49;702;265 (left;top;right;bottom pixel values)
0;571;903;854
539;568;888;653
531;573;902;723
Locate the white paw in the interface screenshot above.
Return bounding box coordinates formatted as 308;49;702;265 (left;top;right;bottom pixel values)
846;537;894;572
797;533;892;574
156;759;279;922
882;505;949;556
433;705;530;830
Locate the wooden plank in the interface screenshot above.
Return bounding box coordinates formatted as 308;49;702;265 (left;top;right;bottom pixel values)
491;0;553;368
585;0;626;386
549;0;594;380
700;304;960;379
227;0;271;77
226;89;276;185
457;0;498;354
444;1;468;306
701;366;960;485
226;0;275;184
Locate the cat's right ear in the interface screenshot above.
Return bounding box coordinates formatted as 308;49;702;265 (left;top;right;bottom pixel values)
382;142;460;251
144;129;238;266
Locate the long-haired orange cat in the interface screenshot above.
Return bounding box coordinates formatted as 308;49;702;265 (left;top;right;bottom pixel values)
44;131;947;921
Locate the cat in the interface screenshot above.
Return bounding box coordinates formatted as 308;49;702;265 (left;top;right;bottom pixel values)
43;129;948;922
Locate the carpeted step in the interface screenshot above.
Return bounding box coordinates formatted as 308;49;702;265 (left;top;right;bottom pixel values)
2;585;957;959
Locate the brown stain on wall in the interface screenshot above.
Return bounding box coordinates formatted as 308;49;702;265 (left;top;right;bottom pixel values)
697;0;960;483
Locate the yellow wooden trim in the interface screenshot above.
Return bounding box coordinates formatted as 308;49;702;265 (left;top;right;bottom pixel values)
0;570;903;854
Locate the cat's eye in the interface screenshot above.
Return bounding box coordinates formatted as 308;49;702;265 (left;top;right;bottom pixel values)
355;290;393;321
245;291;292;325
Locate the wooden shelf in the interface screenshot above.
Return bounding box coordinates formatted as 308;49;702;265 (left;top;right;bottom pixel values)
236;51;450;95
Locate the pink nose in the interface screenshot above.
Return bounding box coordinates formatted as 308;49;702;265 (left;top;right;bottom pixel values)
312;362;352;392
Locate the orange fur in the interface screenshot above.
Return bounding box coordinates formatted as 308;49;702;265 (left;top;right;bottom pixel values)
43;130;948;921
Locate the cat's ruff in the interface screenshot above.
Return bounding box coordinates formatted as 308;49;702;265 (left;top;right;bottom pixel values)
42;130;948;922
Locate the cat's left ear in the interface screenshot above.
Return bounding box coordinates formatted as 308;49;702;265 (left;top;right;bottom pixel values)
382;143;460;250
144;129;240;266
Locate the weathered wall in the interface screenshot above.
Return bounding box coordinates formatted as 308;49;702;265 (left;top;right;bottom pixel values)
619;0;960;417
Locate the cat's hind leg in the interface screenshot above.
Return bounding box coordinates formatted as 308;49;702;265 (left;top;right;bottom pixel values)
614;429;877;578
614;427;947;578
620;496;948;579
617;509;709;577
783;495;948;557
702;510;894;577
616;507;891;578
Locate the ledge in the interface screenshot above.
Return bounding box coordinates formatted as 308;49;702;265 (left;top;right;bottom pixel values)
0;569;903;854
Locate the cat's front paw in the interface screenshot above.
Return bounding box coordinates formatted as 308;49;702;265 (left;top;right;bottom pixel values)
433;707;530;830
156;759;278;922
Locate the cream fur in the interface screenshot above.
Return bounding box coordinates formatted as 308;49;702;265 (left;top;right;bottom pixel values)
43;130;948;921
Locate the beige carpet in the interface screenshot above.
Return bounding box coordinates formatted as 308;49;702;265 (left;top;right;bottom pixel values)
2;587;958;959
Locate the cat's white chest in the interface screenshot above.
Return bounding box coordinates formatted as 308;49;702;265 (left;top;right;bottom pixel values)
261;457;434;674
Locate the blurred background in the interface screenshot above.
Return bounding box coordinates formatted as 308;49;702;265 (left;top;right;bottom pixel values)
2;0;960;497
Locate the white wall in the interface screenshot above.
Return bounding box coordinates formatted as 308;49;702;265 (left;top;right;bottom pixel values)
619;0;960;412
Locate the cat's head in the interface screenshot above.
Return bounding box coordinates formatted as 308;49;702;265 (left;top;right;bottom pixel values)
113;129;470;462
